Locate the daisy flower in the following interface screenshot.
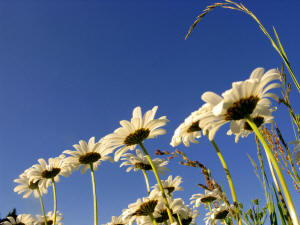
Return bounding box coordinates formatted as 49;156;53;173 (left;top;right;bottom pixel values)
200;67;280;140
177;207;199;225
34;211;63;225
29;155;72;190
103;215;130;225
104;106;168;161
226;109;274;143
14;168;48;198
120;149;169;175
190;188;223;208
63;137;114;174
1;214;35;225
204;203;235;225
122;197;158;224
151;176;183;196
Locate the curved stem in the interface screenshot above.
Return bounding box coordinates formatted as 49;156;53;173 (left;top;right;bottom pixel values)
90;163;98;225
51;178;57;225
142;169;151;196
210;140;241;225
149;213;158;225
37;188;48;225
246;117;299;225
139;142;174;223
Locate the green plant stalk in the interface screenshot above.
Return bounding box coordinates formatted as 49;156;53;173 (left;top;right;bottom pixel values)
246;117;299;225
210;140;241;225
139;142;174;223
51;178;57;225
177;212;183;225
90;163;98;225
141;169;151;196
149;213;158;225
265;151;292;223
37;189;48;225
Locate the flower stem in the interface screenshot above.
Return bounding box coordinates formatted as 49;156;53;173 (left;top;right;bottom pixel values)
139;142;174;223
149;213;158;225
210;140;242;225
51;178;57;225
176;212;183;225
246;116;299;225
142;169;151;196
37;189;48;225
90;163;98;225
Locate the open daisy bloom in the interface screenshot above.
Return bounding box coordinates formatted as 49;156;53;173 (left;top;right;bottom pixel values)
190;188;224;208
34;211;63;225
29;155;72;190
151;176;183;197
204;203;235;225
103;215;130;225
200;67;280;140
63;137;114;174
14;168;48;199
1;214;35;225
122;197;159;224
104;106;168;161
120;149;169;175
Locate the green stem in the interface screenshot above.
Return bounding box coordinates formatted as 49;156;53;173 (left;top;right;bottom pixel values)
149;213;158;225
142;169;151;196
37;188;48;225
139;142;174;223
51;178;57;225
208;203;212;212
177;212;183;225
90;163;98;225
246;116;299;225
210;140;241;225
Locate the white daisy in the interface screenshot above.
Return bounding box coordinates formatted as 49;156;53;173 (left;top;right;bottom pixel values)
34;211;63;225
226;110;274;143
103;215;130;225
190;188;223;208
1;214;35;225
200;67;280;140
120;149;169;175
177;207;198;225
63;137;114;174
137;197;185;225
204;203;234;225
151;176;183;196
122;197;158;224
104;106;168;161
14;168;48;198
29;155;72;190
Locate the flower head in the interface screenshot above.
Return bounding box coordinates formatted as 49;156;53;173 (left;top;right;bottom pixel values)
14;168;48;198
103;215;130;225
29;155;72;189
1;214;35;225
122;197;158;224
104;106;168;161
63;137;114;174
200;67;280;140
190;188;223;208
34;211;63;225
120;149;169;175
204;203;235;225
151;176;183;196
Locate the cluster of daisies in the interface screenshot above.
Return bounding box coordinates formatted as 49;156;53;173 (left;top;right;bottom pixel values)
8;67;281;225
104;175;199;225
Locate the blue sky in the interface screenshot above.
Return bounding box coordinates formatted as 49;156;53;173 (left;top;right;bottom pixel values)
0;1;300;224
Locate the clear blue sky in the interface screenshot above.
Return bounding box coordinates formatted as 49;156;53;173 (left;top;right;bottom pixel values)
0;1;299;224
